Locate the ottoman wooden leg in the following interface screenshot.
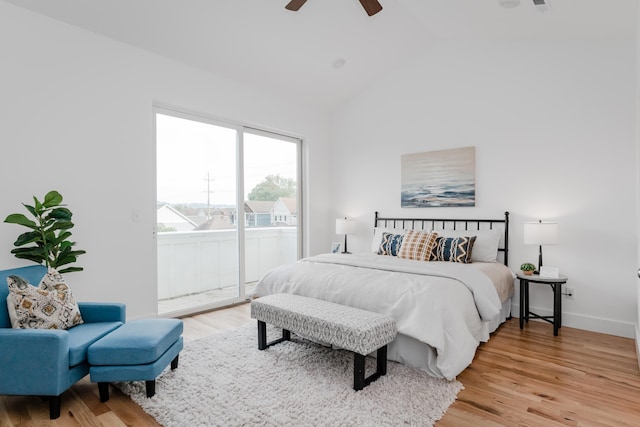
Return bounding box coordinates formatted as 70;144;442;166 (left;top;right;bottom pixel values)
98;382;110;402
145;380;156;398
171;354;179;370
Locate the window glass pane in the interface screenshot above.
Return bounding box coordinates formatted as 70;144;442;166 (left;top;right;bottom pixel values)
243;133;299;293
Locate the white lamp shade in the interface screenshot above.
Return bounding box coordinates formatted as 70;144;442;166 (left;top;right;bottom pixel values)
336;218;356;235
523;221;558;245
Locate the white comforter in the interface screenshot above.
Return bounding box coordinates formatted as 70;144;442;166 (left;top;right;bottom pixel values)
254;252;503;379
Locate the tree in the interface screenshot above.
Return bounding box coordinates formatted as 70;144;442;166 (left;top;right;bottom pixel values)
248;174;296;201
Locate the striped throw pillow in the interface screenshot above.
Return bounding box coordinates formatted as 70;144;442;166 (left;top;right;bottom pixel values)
378;232;404;256
397;230;439;261
431;236;476;263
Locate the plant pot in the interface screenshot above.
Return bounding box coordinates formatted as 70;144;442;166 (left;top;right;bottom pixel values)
522;270;533;276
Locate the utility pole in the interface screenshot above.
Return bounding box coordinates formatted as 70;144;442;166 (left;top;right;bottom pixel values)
204;172;214;220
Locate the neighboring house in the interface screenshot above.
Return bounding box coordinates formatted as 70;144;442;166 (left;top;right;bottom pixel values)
157;204;198;232
271;197;297;226
194;208;235;230
232;200;275;227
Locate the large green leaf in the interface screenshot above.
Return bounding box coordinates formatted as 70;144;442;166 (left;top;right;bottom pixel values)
49;220;74;232
11;247;47;264
14;230;42;246
58;266;83;274
43;191;63;208
48;207;72;221
33;196;43;213
4;213;38;229
24;203;37;217
52;231;72;246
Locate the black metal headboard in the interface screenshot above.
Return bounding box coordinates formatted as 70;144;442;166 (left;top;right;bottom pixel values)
374;211;510;266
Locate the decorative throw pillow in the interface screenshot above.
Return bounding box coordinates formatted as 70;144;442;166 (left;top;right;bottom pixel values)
397;230;439;261
378;232;404;256
431;236;476;263
6;268;83;330
437;228;502;262
371;227;406;253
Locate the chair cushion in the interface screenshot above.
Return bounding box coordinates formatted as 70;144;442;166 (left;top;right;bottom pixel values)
88;318;183;366
67;321;123;366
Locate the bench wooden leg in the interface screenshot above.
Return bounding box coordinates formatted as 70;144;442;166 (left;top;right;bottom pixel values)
354;353;366;391
258;320;267;350
353;345;388;391
377;345;387;376
257;320;291;350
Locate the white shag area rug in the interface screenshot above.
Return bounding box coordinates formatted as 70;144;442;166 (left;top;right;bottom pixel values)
118;323;463;427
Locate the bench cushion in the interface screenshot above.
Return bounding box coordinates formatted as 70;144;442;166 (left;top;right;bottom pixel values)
88;318;183;366
251;294;397;356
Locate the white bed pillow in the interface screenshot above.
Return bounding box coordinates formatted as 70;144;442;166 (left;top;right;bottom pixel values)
436;228;502;262
371;227;407;253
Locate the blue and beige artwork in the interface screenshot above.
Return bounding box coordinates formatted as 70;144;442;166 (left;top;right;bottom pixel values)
401;146;476;208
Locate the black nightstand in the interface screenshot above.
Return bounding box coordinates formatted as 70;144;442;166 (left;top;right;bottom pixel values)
517;272;568;336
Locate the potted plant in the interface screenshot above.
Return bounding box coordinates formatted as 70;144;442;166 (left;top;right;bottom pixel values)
4;190;86;273
520;262;536;276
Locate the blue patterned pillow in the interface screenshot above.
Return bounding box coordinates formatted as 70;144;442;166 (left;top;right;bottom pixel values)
431;236;476;263
378;232;404;256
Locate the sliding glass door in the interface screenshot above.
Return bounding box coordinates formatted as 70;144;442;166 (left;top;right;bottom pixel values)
155;108;301;316
243;129;300;296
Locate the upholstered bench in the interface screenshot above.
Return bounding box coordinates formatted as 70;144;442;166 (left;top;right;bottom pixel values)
87;318;184;401
250;293;397;391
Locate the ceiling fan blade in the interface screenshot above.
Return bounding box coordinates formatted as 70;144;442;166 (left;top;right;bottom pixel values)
285;0;307;11
359;0;383;16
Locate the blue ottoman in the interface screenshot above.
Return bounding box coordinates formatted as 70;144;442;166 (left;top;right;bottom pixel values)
87;318;183;401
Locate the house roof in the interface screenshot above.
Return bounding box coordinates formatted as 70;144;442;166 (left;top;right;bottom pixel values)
156;204;198;227
278;198;297;215
6;0;636;111
245;200;275;214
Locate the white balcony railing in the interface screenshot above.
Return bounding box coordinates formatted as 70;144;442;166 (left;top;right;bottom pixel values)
157;227;297;300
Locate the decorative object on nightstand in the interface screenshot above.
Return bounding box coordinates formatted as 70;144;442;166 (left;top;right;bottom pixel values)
520;263;535;276
523;220;558;273
517;272;568;336
336;217;356;254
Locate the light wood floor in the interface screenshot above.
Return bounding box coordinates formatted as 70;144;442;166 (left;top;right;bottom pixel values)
1;303;639;426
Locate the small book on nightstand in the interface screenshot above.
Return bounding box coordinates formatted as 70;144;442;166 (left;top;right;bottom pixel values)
539;266;560;278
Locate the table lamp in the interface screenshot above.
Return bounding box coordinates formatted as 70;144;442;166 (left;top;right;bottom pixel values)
336;217;356;254
523;220;558;272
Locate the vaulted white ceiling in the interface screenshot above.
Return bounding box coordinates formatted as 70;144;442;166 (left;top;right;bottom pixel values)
4;0;637;110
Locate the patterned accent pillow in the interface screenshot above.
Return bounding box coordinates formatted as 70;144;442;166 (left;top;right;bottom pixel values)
431;236;477;263
378;232;404;256
6;268;84;330
397;230;439;261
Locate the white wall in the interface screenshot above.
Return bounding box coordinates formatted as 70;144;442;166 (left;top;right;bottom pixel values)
330;39;638;337
0;2;332;319
636;5;640;367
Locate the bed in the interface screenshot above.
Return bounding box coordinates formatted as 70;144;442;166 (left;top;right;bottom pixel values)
254;212;514;380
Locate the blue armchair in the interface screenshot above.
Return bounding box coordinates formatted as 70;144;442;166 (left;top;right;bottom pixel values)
0;265;125;419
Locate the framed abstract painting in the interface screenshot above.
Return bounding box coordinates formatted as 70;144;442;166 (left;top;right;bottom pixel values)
401;146;476;208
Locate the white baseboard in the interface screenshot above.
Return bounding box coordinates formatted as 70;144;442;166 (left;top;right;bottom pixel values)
511;303;636;339
636;324;640;371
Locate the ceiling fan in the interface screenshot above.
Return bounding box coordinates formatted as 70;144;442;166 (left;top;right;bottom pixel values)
285;0;383;16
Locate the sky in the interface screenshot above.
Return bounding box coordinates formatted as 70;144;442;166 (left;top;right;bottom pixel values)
156;113;298;206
